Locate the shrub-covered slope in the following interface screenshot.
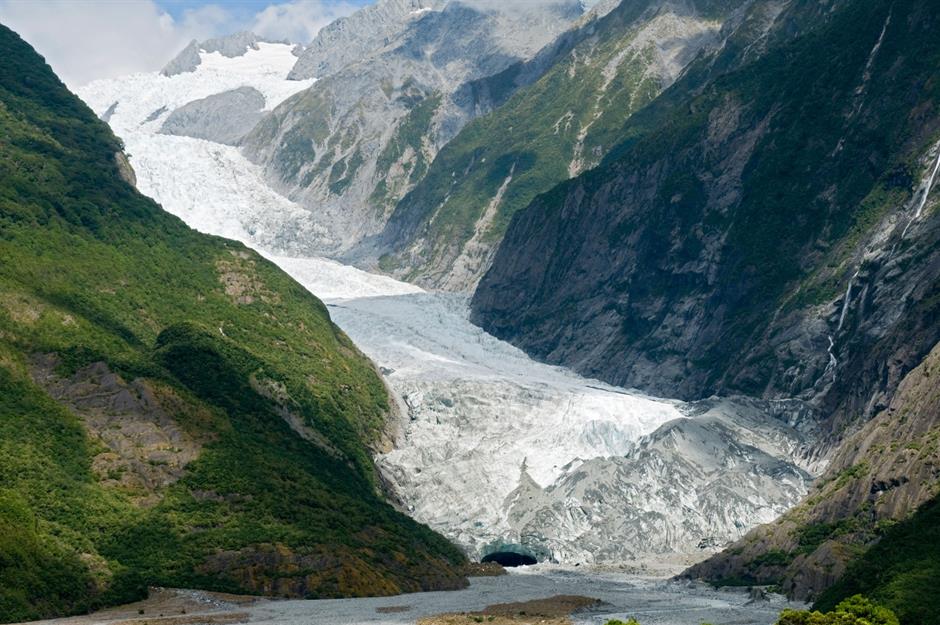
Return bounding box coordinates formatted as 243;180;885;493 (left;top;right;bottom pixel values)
815;492;940;625
0;24;464;623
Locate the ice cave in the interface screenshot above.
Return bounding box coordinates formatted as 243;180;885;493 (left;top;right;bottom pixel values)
480;543;540;567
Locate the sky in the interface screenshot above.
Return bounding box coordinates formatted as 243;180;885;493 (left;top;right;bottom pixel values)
0;0;373;87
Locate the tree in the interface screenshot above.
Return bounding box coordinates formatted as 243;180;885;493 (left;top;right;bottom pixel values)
776;595;899;625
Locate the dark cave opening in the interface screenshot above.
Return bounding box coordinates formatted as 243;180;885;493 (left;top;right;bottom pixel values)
480;551;538;567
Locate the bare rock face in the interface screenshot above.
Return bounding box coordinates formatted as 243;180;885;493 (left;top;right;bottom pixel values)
287;0;448;81
30;356;208;503
114;151;136;187
160;86;266;146
161;40;202;77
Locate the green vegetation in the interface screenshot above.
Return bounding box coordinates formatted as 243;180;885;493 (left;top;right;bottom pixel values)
370;91;441;212
778;596;899;625
815;495;940;625
0;24;464;622
248;87;333;181
754;549;796;567
795;521;858;556
380;0;674;282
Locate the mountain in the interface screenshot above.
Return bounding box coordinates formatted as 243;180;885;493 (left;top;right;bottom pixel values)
472;0;940;427
77;33;821;573
286;0;447;81
240;0;587;256
162;32;290;77
364;0;731;290
20;0;936;616
0;23;465;623
468;0;940;613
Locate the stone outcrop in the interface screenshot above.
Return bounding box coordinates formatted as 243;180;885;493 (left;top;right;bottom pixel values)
160;86;266;146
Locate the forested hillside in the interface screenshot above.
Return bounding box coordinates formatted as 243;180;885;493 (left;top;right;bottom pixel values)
0;24;464;623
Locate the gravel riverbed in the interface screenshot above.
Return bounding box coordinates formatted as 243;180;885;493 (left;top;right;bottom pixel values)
245;566;801;625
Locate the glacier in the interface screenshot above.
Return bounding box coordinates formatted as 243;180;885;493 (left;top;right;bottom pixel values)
78;42;813;567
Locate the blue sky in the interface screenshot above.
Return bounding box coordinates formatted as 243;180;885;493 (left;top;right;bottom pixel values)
0;0;374;86
156;0;372;20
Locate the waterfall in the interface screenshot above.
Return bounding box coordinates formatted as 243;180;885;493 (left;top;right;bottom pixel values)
836;269;859;332
824;335;838;380
901;145;940;239
852;10;892;116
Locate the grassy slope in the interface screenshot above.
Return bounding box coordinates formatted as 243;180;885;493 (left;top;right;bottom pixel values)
0;24;464;623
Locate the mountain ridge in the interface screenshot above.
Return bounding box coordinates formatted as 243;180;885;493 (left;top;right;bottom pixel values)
357;0;730;290
240;0;586;257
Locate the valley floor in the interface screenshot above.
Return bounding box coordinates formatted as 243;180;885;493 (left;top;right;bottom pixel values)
15;568;804;625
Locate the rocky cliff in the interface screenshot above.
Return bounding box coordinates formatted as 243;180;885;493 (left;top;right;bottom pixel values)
470;0;940;609
287;0;446;81
159;86;265;145
472;0;940;438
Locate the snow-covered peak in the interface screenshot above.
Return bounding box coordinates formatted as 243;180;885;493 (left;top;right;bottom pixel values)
80;42;313;138
161;31;290;77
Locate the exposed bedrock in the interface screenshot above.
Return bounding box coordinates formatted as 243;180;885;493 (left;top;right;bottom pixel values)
159;87;266;146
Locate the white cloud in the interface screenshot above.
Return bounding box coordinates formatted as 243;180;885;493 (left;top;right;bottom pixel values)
252;0;358;44
0;0;360;89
